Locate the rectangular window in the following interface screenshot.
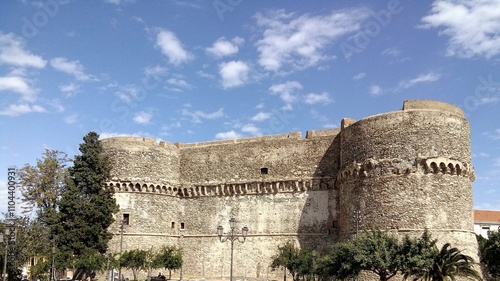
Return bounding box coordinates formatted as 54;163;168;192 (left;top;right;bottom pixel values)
332;220;339;229
123;213;130;225
180;222;185;229
171;222;175;228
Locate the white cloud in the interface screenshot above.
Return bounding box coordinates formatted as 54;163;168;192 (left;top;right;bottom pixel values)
133;111;153;124
215;130;243;139
352;72;366;80
304;92;332;105
50;57;94;81
206;37;244;58
241;124;262;136
251;112;271;122
370;85;382;96
255;8;371;71
219;60;250;89
167;78;192;89
59;82;80;97
182;107;224;123
156;29;193;66
114;85;146;104
484;129;500;140
398;72;441;89
421;0;500;59
381;47;401;57
269;81;302;106
0;76;38;102
0;32;47;68
0;103;46;116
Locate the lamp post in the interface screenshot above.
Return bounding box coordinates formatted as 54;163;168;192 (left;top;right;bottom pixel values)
117;219;126;281
50;245;56;281
217;218;249;281
353;210;362;238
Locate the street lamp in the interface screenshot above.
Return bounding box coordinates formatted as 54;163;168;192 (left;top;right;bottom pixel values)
1;227;15;281
117;219;127;281
50;245;56;281
217;218;248;281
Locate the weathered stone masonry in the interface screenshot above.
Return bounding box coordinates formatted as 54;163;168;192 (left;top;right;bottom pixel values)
102;100;478;280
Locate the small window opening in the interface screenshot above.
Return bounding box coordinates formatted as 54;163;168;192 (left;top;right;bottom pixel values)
332;220;339;229
123;214;130;225
180;222;185;229
171;222;175;228
261;167;268;175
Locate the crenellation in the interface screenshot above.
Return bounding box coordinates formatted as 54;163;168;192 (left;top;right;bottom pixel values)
102;100;479;281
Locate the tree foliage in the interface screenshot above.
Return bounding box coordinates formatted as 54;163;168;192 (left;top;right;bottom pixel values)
152;246;183;279
271;241;301;281
319;241;361;280
352;229;402;281
478;231;500;279
408;243;481;281
120;249;148;281
54;132;118;280
18;149;70;226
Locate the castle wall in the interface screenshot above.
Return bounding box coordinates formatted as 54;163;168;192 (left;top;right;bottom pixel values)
178;130;339;184
337;100;477;256
100;137;180;185
101;100;480;281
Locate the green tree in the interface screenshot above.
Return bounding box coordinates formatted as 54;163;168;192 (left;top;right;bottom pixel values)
120;249;148;281
152;246;183;279
479;231;500;279
401;230;437;280
319;241;361;280
271;241;299;281
408;243;481;281
54;132;118;280
18;149;71;226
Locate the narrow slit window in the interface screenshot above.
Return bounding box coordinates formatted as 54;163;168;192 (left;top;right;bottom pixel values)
171;222;175;228
180;222;185;229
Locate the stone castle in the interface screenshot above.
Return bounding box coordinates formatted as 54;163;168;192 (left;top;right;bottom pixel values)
101;100;478;280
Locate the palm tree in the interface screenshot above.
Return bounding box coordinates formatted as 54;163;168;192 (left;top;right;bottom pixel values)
409;243;482;281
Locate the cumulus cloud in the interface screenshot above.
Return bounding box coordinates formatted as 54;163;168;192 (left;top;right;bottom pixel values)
114;85;146;104
206;37;244;58
219;60;250;89
251;112;272;122
0;76;38;102
0;103;46;116
0;32;47;68
241;124;262;136
269;81;302;108
156;29;193;65
215;130;243;139
50;57;94;81
254;8;371;72
59;82;80;97
421;0;500;59
304;92;332;105
133;111;153;124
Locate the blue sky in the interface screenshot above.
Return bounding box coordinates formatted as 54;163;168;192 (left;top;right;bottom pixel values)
1;0;499;214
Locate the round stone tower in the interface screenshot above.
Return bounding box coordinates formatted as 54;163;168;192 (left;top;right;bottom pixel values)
337;100;477;255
